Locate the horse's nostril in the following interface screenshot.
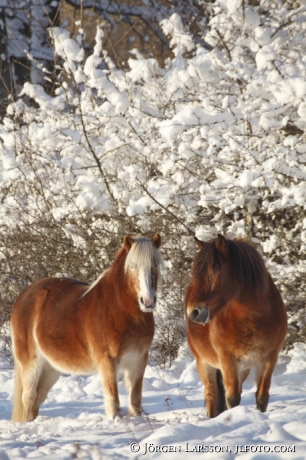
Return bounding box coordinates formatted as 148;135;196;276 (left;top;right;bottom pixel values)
192;309;199;320
154;295;157;304
189;306;210;324
140;297;144;304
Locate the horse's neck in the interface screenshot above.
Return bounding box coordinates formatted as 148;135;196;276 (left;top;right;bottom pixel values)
100;257;136;303
234;289;269;314
103;260;124;287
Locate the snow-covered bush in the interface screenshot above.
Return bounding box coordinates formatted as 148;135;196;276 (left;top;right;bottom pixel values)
1;0;306;364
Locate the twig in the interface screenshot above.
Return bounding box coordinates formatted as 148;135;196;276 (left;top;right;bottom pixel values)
136;181;195;236
215;29;231;62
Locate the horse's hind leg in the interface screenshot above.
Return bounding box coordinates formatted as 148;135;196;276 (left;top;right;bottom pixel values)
255;354;278;412
12;353;44;422
216;368;226;415
124;351;148;416
12;361;26;422
241;368;250;388
32;361;60;418
12;352;59;422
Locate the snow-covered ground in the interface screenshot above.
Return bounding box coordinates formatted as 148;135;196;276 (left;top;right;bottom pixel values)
1;343;306;459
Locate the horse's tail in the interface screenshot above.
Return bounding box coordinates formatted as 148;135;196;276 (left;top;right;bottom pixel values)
216;369;226;415
11;361;24;422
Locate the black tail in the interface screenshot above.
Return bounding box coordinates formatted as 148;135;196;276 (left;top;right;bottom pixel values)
216;369;226;415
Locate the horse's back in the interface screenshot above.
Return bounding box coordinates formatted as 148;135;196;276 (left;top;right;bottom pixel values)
11;277;88;331
268;274;287;324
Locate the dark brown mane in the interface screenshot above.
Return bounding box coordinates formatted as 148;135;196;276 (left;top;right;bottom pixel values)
192;240;223;287
193;238;269;293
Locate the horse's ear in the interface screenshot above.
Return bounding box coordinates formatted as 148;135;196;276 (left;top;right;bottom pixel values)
152;233;161;248
123;235;134;250
215;234;227;254
194;237;205;249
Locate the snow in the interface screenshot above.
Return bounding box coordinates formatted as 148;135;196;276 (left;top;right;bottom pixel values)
1;2;306;456
49;27;85;66
160;14;195;57
1;343;306;459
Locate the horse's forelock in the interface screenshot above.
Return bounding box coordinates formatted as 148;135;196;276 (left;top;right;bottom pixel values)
192;241;222;289
193;238;269;294
81;238;164;299
124;238;164;277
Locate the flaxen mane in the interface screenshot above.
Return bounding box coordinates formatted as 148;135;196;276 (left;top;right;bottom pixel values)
82;237;164;298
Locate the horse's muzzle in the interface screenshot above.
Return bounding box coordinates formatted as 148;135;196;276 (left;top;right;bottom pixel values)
139;295;157;312
189;306;210;324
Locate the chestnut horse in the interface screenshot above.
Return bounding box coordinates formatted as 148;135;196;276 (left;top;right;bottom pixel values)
186;234;287;418
11;234;163;422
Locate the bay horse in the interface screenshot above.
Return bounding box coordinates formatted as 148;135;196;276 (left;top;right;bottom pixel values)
11;233;163;422
186;234;287;418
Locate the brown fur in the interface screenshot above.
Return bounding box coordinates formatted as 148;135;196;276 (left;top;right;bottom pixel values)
11;234;162;422
186;234;287;418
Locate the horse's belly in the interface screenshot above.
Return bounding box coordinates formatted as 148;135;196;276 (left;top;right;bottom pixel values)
34;329;97;375
40;352;97;375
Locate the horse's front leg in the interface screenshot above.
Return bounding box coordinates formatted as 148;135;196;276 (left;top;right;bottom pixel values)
99;356;120;420
124;351;148;416
197;360;223;418
219;355;241;410
255;352;278;412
